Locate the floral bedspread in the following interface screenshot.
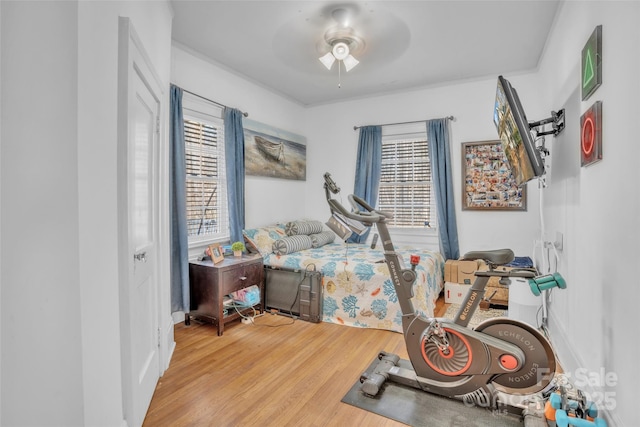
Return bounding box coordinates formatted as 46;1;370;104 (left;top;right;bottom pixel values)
262;242;444;333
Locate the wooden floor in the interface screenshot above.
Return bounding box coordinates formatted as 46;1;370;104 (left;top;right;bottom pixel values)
143;298;450;427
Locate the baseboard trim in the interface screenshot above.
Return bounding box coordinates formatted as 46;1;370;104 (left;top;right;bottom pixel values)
160;314;175;374
172;310;185;324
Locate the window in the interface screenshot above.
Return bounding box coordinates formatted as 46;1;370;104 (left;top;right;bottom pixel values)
183;97;229;244
378;134;435;229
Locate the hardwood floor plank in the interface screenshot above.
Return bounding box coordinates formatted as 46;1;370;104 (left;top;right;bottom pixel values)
144;296;449;426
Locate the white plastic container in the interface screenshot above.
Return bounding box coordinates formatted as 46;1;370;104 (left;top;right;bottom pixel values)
508;278;542;327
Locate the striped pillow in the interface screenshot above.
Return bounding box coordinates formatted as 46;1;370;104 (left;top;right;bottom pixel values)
285;220;324;236
272;235;313;255
309;230;336;248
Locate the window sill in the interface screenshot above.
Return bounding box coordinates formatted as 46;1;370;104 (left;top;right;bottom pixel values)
383;227;439;251
387;227;437;237
188;236;229;261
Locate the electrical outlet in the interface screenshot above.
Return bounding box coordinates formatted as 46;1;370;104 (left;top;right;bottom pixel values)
554;231;563;251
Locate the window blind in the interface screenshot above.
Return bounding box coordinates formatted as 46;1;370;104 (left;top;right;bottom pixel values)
378;138;435;228
184;118;228;240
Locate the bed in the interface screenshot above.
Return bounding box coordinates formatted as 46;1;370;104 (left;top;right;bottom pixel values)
243;221;445;333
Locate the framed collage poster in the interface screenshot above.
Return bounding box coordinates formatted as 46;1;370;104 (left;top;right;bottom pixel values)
462;140;526;211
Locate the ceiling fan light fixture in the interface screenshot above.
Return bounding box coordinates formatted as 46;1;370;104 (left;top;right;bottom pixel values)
319;23;364;86
332;41;350;61
319;52;336;70
342;54;359;72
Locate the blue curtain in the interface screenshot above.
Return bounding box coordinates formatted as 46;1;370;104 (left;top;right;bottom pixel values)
427;119;460;260
224;108;246;244
348;125;382;243
170;85;190;313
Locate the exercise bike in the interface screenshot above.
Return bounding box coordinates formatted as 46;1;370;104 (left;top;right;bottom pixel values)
324;173;566;411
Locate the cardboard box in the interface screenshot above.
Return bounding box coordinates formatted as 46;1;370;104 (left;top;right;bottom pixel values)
444;260;458;283
457;260;479;284
444;259;480;284
444;282;471;304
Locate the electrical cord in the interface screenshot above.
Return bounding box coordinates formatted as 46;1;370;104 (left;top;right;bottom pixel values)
284;273;306;320
230;302;260;324
342;242;354;282
258;316;296;327
534;174;563;329
284;264;317;318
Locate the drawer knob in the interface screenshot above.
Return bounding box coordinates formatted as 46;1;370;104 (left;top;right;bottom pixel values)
239;276;247;281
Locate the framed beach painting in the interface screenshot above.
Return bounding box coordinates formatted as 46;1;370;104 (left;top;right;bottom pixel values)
462;140;526;211
243;119;307;180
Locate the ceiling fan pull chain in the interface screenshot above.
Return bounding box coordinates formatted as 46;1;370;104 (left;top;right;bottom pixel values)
338;61;342;88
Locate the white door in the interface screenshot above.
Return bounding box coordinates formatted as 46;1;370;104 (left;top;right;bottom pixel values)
118;18;162;427
129;56;160;424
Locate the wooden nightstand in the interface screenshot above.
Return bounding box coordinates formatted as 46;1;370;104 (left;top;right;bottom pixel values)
186;254;264;336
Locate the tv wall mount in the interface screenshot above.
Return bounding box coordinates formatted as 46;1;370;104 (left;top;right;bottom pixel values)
529;108;565;137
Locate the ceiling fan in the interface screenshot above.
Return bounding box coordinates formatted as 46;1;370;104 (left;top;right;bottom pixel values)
318;7;365;86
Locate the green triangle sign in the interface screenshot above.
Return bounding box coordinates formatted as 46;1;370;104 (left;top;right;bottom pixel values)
583;47;595;89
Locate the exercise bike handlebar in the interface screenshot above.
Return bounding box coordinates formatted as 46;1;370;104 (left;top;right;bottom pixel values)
349;194;393;221
327;196;385;225
324;172;392;225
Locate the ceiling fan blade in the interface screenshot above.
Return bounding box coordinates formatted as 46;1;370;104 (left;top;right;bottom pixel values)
319;52;336;70
343;54;359;72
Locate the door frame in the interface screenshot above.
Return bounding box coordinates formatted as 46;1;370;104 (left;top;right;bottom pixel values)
117;17;173;426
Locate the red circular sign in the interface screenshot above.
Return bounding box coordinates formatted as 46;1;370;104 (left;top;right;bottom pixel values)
581;116;595;156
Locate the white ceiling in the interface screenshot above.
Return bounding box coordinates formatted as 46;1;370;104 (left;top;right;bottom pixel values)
171;1;561;106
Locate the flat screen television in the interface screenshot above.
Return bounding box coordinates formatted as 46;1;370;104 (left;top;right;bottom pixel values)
493;75;545;186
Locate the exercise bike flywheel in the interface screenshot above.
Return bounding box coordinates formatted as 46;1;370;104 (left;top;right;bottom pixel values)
475;318;557;395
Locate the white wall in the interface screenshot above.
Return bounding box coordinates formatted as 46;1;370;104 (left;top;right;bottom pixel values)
0;0;4;415
1;2;84;425
1;1;173;426
535;2;640;426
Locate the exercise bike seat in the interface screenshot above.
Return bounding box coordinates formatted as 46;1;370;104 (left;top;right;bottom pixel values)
461;249;514;266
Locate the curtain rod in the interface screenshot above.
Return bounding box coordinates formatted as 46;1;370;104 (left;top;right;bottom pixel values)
173;84;249;117
353;116;454;131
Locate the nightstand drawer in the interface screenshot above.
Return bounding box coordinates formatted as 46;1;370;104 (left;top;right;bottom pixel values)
222;261;263;293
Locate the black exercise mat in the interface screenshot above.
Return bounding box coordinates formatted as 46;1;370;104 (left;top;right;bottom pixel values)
341;357;523;427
